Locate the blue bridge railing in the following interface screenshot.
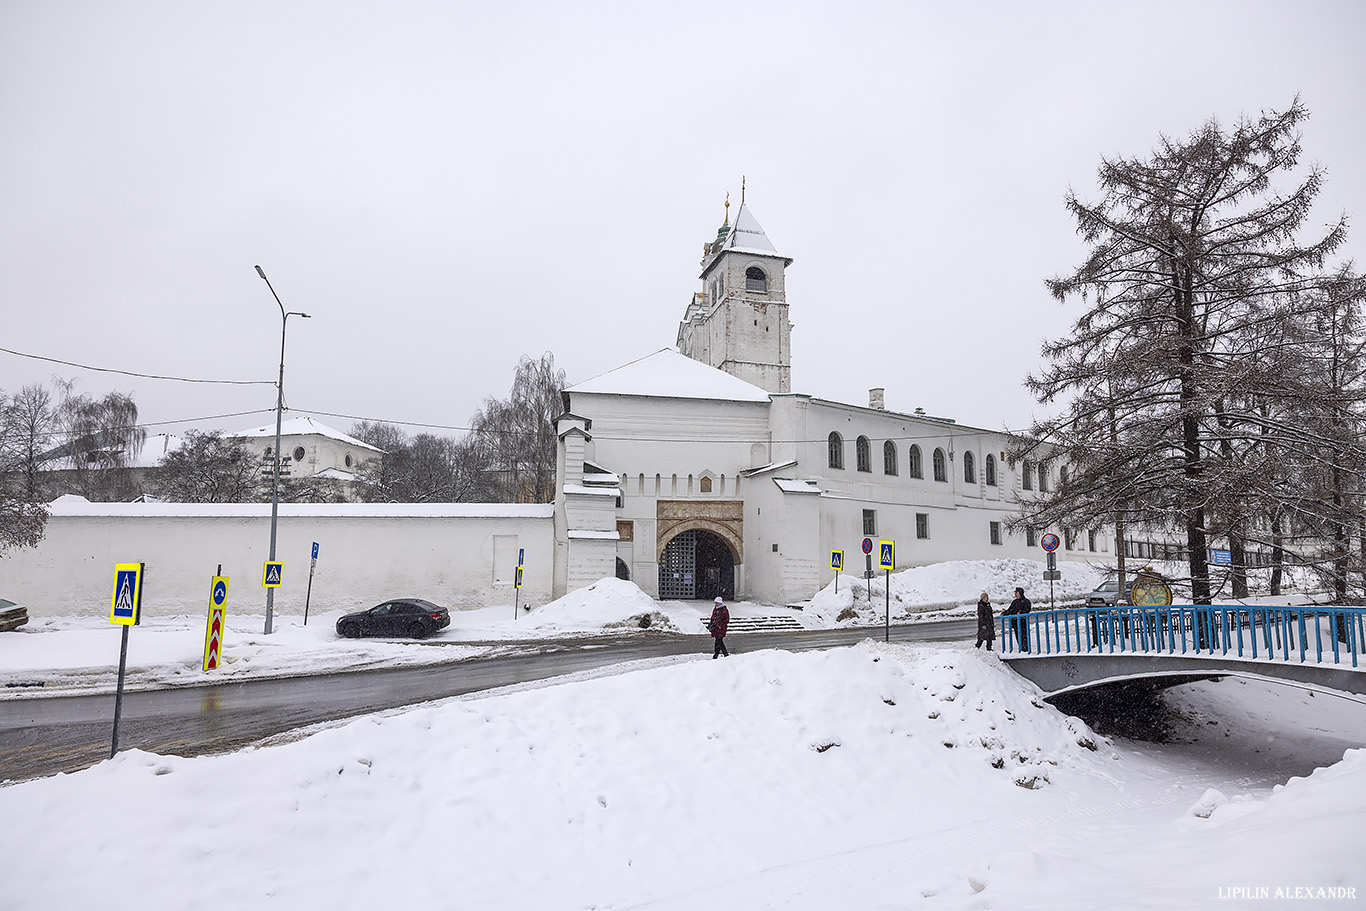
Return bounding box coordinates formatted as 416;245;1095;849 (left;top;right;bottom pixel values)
1000;604;1366;667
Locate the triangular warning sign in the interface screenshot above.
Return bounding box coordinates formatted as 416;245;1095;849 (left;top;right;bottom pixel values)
265;564;281;584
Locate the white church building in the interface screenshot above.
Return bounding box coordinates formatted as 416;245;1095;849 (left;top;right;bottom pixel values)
553;200;1101;604
7;199;1110;619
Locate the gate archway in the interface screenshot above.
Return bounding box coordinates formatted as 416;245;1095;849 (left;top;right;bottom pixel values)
658;529;735;601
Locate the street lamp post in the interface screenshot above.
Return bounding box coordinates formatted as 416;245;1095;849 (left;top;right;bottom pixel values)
255;265;310;635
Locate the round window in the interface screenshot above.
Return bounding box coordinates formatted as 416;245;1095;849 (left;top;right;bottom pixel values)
292;446;306;462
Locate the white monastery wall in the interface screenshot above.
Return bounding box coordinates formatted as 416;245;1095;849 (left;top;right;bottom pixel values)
3;501;554;619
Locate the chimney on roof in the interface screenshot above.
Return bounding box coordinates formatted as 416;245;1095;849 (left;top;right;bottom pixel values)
914;407;925;415
869;388;885;411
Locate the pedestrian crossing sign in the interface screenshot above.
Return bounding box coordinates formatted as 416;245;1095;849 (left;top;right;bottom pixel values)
110;563;143;626
831;550;844;571
262;561;284;588
514;565;523;589
879;540;895;570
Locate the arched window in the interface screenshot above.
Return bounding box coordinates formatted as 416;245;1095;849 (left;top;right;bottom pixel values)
856;436;871;472
933;448;947;482
963;451;976;484
883;440;898;476
828;432;844;469
1038;464;1049;492
985;454;997;486
1022;460;1033;491
700;476;713;493
745;266;767;292
908;444;923;479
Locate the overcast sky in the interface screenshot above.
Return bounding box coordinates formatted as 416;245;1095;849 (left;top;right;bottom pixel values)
2;1;1363;444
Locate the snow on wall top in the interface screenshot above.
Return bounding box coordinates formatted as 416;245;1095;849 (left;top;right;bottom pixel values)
46;494;553;519
230;415;384;452
567;349;772;403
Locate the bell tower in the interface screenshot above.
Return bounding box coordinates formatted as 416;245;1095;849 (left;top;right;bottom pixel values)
677;186;793;393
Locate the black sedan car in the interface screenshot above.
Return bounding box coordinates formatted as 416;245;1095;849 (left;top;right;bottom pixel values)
336;599;450;639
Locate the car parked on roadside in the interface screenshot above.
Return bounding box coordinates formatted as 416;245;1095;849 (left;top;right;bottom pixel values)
1086;580;1132;609
336;599;450;639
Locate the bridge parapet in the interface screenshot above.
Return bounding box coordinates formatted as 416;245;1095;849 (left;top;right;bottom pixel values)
999;605;1366;702
999;604;1365;667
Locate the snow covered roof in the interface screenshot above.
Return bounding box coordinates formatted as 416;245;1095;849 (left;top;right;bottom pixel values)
46;494;553;519
773;478;822;495
563;484;620;497
567;349;772;404
129;433;183;469
726;203;784;255
742;459;799;478
230;416;384;452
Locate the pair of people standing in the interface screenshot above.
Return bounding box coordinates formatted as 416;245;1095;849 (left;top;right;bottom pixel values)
975;587;1032;652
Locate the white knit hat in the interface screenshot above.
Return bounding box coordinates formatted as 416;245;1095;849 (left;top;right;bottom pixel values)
714;596;724;604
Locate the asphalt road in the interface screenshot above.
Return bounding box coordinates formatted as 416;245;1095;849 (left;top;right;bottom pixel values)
0;619;976;784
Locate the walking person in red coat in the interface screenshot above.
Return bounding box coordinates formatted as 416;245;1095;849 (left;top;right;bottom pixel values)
708;595;730;658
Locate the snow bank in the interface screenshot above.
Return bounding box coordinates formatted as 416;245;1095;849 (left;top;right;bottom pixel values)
806;558;1109;625
0;644;1109;910
519;577;689;632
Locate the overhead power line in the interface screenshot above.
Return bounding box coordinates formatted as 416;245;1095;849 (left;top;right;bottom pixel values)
0;345;274;386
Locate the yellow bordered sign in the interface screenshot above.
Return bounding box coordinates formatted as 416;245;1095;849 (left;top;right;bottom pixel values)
879;540;895;570
110;563;143;626
514;565;524;590
831;550;844;571
262;561;283;588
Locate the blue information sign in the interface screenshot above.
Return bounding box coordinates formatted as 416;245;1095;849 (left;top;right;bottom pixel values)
312;542;319;560
1210;548;1232;565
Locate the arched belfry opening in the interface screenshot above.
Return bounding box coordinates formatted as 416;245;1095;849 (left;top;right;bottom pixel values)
658;528;736;601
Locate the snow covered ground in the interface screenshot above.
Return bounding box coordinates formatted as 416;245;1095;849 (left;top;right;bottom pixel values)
3;562;1364;909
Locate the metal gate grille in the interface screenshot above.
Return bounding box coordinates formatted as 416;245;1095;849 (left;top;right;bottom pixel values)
659;530;697;599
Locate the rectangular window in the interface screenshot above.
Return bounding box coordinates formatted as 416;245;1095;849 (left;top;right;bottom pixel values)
990;521;1002;545
1087;530;1096;552
1026;526;1037;547
916;513;929;539
862;509;877;536
1064;530;1074;550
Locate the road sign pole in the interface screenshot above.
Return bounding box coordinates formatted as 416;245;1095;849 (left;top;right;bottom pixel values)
304;545;318;626
884;567;890;644
111;625;130;757
110;562;144;758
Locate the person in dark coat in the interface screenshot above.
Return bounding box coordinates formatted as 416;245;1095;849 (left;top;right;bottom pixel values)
708;596;730;658
1001;587;1032;652
974;592;995;650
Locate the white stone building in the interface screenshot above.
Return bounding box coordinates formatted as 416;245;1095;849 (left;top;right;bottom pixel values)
555;201;1104;604
233;415;381;492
